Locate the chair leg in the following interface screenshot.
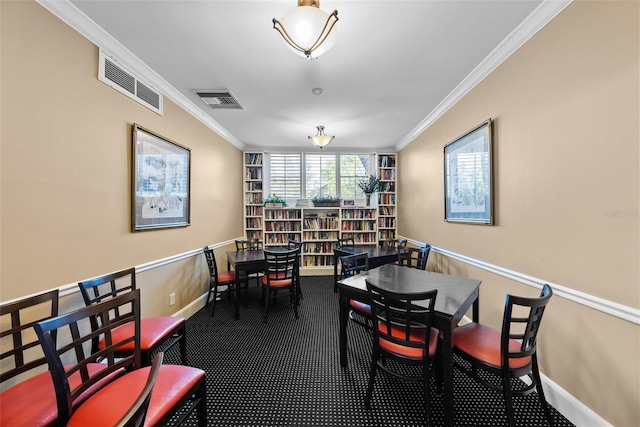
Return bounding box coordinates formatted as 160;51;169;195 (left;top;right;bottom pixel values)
263;285;270;323
502;370;517;427
195;379;208;427
532;356;554;426
423;362;433;427
365;347;379;409
210;283;218;317
179;323;187;365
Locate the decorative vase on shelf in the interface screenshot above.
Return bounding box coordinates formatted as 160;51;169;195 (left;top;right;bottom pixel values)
365;193;371;206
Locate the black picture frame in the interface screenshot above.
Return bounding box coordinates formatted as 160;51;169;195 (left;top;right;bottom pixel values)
444;119;494;225
132;124;191;231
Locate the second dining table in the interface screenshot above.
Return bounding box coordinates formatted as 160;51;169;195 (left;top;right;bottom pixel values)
226;248;269;320
337;263;481;427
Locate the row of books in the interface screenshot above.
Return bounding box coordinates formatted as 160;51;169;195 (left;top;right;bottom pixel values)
378;155;396;168
303;218;339;230
341;209;376;219
264;210;302;219
341;222;376;231
265;223;302;231
244;153;262;165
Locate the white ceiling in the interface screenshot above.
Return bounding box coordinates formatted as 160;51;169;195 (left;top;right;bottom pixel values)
48;0;568;152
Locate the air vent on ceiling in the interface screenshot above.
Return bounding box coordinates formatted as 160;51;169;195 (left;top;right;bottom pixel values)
196;91;244;110
98;50;163;115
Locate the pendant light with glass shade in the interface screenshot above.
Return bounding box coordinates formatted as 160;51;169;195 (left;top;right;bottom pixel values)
272;0;339;60
308;126;334;149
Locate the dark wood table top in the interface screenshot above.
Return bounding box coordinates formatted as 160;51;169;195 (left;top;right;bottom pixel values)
337;263;481;321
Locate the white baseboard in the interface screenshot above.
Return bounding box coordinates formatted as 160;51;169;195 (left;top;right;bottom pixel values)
541;373;612;427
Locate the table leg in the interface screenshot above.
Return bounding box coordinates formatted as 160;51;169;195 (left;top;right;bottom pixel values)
472;290;480;323
234;269;241;320
441;327;454;427
339;294;349;367
333;253;339;292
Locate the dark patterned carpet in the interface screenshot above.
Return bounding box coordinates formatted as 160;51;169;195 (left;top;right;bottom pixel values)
165;275;574;427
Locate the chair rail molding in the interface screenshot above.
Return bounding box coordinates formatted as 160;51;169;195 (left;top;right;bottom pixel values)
0;239;238;304
404;239;639;326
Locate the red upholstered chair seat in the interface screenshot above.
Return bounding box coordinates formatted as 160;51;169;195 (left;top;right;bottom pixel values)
377;323;439;359
98;317;185;351
452;322;531;369
67;365;206;427
349;299;371;315
0;363;124;427
262;272;292;287
217;270;236;284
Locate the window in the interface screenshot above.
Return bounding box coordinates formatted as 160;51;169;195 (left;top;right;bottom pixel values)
340;154;370;199
264;152;377;200
305;154;337;198
268;153;301;198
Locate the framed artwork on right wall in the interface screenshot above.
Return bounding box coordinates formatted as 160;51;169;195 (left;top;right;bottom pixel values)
444;118;494;225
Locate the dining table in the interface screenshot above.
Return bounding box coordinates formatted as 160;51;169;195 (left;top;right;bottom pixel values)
337;263;481;427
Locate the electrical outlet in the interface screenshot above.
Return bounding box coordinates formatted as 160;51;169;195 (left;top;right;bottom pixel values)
169;293;176;306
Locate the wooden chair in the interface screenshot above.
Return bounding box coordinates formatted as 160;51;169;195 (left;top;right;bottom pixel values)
453;284;554;427
78;267;187;367
235;239;264;287
235;239;262;251
364;279;439;426
337;236;355;247
261;248;300;323
398;244;431;270
0;290;67;426
116;352;163;427
379;238;407;249
203;246;241;317
339;252;372;331
34;290;207;427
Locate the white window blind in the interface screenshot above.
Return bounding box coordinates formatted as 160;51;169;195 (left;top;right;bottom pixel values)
268;153;301;198
305;154;337;198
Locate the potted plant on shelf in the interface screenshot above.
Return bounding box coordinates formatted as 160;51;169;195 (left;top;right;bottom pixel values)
312;195;341;207
358;175;381;206
264;194;287;208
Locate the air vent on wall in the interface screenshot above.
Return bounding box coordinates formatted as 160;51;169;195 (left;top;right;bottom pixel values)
98;50;163;115
195;91;244;109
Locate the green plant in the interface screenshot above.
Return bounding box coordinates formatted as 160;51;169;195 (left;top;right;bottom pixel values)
264;194;287;207
358;175;381;194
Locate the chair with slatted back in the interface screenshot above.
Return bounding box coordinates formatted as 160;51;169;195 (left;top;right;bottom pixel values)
116;352;163;427
337;236;355;248
78;267;186;367
235;239;263;251
34;290;207;427
0;289;65;426
364;279;439;426
453;284;554;427
379;238;408;249
339;252;372;331
203;246;243;317
398;244;432;270
235;239;264;288
261;248;300;323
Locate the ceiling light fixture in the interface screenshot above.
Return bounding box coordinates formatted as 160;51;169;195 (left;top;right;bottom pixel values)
272;0;339;60
308;126;334;149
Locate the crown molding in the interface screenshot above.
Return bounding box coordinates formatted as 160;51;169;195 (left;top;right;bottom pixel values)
395;0;573;151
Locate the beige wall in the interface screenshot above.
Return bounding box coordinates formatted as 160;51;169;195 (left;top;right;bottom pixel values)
398;1;639;425
0;1;243;304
